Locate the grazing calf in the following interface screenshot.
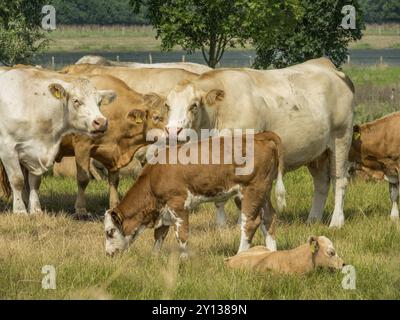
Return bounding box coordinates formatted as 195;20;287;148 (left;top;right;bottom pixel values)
349;113;400;221
225;236;345;274
104;132;286;258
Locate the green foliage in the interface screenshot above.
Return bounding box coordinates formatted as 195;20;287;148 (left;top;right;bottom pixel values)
253;0;365;69
132;0;301;68
360;0;400;23
0;0;48;66
49;0;148;25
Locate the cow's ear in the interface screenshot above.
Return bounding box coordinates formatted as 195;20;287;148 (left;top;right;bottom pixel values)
204;89;225;106
49;83;67;100
353;125;361;141
307;236;319;253
109;209;124;226
143;93;163;108
127;109;148;124
99;90;116;105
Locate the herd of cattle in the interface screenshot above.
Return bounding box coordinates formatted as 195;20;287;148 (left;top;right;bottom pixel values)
0;55;397;272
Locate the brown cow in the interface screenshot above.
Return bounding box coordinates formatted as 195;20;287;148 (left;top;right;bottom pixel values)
225;236;345;274
61;64;199;95
55;74;167;217
349;112;400;221
104;131;286;258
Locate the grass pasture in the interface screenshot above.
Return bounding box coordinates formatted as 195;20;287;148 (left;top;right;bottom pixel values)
0;169;399;300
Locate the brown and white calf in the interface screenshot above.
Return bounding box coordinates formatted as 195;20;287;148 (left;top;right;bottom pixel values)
104;131;286;258
349;112;400;221
225;236;345;274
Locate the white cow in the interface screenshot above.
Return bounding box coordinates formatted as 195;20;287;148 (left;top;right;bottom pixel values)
75;55;212;74
0;67;116;214
163;58;355;229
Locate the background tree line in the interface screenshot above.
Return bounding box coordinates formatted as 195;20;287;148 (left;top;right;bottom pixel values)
48;0;399;25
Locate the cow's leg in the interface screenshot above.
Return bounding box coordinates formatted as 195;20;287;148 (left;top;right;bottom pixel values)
234;195;243;225
0;155;27;214
168;204;189;259
153;225;170;253
74;159;91;217
21;166;30;208
329;128;352;228
389;182;399;221
238;188;263;253
108;170;120;209
260;198;277;251
28;173;42;214
215;201;228;228
306;153;330;223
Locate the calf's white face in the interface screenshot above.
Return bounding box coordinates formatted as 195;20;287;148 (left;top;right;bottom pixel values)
49;78;115;137
104;210;129;256
310;236;345;270
165;84;225;140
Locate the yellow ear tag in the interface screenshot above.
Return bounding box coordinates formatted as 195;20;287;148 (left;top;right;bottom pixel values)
310;244;316;254
55;90;61;99
135;117;143;124
353;132;361;140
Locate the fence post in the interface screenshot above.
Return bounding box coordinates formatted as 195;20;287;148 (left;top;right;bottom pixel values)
51;56;55;70
116;55;120;62
380;56;383;65
149;53;153;64
347;55;351;65
182;55;186;62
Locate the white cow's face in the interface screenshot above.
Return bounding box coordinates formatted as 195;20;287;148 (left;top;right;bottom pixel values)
310;236;345;270
165;84;225;141
104;210;129;256
48;79;116;138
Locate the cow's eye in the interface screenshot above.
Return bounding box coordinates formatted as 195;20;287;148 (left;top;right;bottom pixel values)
328;249;335;256
72;98;81;107
165;103;170;111
189;104;198;112
152;114;162;122
106;229;115;239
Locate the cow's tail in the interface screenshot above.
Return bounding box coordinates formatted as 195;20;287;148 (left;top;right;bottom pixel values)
0;160;11;200
274;140;286;212
261;132;286;211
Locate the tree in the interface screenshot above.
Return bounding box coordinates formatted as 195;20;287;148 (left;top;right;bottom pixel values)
0;0;48;66
360;0;400;23
253;0;365;69
131;0;301;68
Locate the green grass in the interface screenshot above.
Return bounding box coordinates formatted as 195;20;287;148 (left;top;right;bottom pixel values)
45;24;400;53
1;169;399;299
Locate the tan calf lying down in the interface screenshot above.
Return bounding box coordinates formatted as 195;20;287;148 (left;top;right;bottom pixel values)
226;236;344;274
104;132;286;258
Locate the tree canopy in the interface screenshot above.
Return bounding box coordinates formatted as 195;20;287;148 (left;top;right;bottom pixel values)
360;0;400;23
0;0;48;66
131;0;301;68
253;0;365;69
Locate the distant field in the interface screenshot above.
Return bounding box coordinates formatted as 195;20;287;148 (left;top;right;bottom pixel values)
45;24;400;53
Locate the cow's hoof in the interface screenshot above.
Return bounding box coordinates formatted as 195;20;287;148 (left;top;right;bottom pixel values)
14;210;28;215
266;236;277;252
390;215;399;222
329;216;345;229
73;212;95;221
179;252;189;260
306;215;322;224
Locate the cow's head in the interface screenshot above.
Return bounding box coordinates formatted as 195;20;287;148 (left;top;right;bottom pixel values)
308;236;345;270
165;83;225;140
123;93;167;140
48;78;116;138
104;208;151;256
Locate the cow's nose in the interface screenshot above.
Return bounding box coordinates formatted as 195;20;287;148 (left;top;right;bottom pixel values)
93;117;108;132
